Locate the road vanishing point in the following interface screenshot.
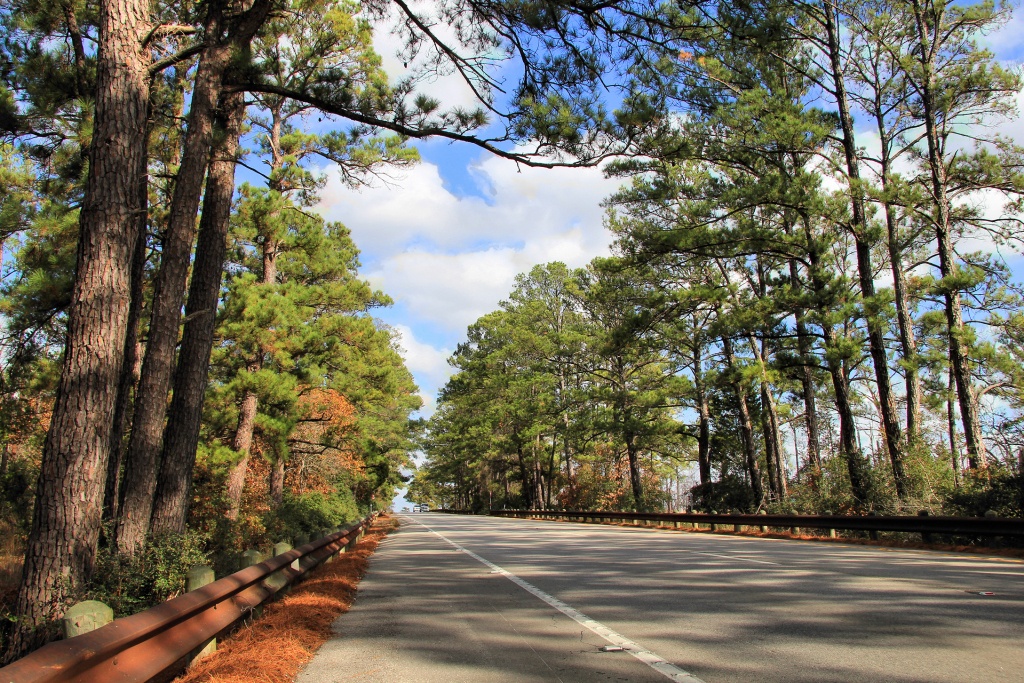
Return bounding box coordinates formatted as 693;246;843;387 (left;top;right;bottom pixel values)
298;513;1023;683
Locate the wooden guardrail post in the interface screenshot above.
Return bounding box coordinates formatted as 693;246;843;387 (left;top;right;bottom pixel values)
918;510;932;542
267;542;295;590
867;511;879;540
186;566;217;661
63;600;113;639
241;549;264;569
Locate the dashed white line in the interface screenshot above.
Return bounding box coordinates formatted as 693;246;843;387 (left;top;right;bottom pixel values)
405;516;708;683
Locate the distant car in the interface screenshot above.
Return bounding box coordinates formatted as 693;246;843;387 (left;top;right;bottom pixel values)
412;504;422;513
421;504;430;513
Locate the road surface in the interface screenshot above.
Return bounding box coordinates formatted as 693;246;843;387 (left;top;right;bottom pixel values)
298;513;1024;683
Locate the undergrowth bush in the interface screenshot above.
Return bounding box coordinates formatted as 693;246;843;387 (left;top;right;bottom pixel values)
262;490;360;542
942;468;1024;518
87;531;209;617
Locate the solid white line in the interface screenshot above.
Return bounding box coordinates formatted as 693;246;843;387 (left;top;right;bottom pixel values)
406;516;708;683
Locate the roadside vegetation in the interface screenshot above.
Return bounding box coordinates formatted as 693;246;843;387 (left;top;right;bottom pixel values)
412;0;1024;521
0;0;1022;666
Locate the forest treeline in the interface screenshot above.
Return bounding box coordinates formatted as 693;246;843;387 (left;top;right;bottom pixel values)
0;0;431;657
413;0;1024;520
0;0;1021;664
0;0;728;660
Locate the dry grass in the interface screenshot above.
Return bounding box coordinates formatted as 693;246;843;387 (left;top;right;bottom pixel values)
177;515;399;683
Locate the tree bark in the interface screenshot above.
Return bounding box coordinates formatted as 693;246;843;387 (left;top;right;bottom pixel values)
908;0;986;469
788;259;821;479
115;9;233;553
269;455;285;507
722;334;763;507
821;1;907;498
225;387;258;520
6;0;150;660
693;337;711;485
150;91;247;535
103;98;150;526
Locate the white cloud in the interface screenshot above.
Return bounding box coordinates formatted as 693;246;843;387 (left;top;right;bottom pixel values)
318;154;619;257
390;324;453;417
318;150;620;339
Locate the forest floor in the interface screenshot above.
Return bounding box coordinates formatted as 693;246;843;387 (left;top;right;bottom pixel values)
176;514;399;683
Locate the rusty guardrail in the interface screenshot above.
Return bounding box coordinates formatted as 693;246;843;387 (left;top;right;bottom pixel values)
0;514;377;683
490;509;1024;540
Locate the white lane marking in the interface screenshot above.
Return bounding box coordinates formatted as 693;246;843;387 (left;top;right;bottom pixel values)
405;516;708;683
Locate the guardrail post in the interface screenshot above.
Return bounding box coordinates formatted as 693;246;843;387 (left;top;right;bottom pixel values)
186;566;217;661
868;511;879;540
828;528;836;538
268;541;295;589
241;549;264;569
63;600;113;639
710;511;718;532
758;510;767;533
320;529;336;560
918;511;932;542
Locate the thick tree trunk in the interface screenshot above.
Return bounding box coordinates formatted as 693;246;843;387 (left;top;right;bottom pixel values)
6;0;150;660
150;91;247;535
103;101;150;526
948;370;961;487
822;3;907;498
115;20;236;554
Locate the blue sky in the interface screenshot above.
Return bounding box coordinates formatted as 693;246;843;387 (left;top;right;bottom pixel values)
311;5;1024;509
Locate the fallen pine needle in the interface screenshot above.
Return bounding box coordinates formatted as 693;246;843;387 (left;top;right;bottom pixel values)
176;515;399;683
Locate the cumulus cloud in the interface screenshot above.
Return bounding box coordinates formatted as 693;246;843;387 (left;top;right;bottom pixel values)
390;323;453;417
317;151;620;340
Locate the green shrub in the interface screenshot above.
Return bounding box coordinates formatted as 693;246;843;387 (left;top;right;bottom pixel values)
942;468;1024;518
86;531;209;617
262;490;360;543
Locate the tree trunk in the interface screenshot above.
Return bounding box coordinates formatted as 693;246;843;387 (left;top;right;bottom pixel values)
103;98;151;527
788;259;821;479
150;91;247;535
693;339;711;485
722;335;762;507
6;0;150;660
908;0;986;469
225;388;258;520
948;370;961;487
798;211;871;506
269;454;285;507
822;2;907;498
115;15;236;554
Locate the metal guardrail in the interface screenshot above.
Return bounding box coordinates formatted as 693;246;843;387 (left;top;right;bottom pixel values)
490;509;1024;539
0;514;377;683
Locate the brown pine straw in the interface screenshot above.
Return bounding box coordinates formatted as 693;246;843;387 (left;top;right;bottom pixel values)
177;515;399;683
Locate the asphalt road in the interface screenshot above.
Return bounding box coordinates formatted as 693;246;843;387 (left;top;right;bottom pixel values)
297;513;1024;683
